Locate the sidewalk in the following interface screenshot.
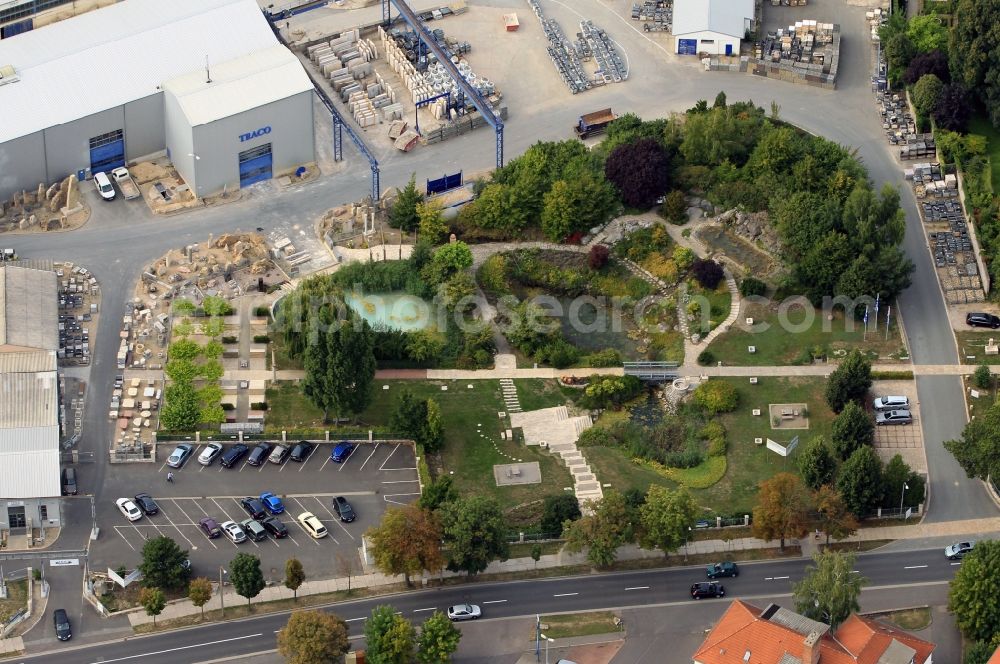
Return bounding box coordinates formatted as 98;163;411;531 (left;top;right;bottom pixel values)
125;515;1000;627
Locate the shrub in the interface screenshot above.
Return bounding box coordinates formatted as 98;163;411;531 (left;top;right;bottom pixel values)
644;255;679;284
693;380;739;414
974;364;993;390
662;447;704;468
673;246;695;271
588;244;610;270
696;349;715;366
539;339;579;369
253;306;271;318
221;403;235;411
661;190;688;224
913;74;944;117
252;334;270;344
584;348;623;367
691;258;725;289
221;336;238;345
478;254;510;295
739;276;767;297
250;402;268;411
540;494;582;536
701;421;727;457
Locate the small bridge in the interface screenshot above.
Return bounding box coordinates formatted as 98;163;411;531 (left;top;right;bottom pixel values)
623;362;680;382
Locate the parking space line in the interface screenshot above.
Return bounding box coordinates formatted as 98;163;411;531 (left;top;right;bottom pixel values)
378;444;401;471
383;493;421;505
310;496;352;542
288;498;323;546
297;446;319;472
113;526;137;551
157;503;196;548
170;499;217;549
336;446;358;472
358;443;380;472
319;454;332;472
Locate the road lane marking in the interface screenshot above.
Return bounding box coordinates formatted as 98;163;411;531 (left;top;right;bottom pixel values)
625;586;649;591
88;633;264;663
950;562;962;566
482;600;507;604
764;576;789;581
413;607;437;612
904;565;928;569
345;617;367;622
553;593;578;597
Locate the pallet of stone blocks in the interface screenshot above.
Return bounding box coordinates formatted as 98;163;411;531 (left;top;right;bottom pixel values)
878;92;915;143
631;1;671;32
900;133;936;160
527;0;625;93
743;21;839;87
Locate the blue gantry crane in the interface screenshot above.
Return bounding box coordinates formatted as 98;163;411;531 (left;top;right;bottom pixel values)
381;0;505;167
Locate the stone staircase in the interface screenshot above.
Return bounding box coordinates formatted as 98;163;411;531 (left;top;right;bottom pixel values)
509;406;602;505
499;378;521;413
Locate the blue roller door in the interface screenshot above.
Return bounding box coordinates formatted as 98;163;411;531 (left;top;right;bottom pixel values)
678;38;697;55
1;18;33;39
89;130;125;172
239;143;272;188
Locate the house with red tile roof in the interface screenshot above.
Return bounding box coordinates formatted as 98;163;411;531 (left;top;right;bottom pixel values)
692;600;935;664
987;645;1000;664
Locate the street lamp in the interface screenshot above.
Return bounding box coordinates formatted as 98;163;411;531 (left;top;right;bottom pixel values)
539;634;555;664
684;526;692;562
899;482;909;517
219;566;228;616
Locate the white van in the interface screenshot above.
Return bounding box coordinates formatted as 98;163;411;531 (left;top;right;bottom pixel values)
93;171;116;201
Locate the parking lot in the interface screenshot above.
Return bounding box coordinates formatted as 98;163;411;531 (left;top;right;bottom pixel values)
90;440;420;580
872;380;926;473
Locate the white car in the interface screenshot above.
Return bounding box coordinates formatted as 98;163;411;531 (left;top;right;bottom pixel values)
198;442;224;466
221;521;247;544
116;498;142;522
297;512;328;539
93;171;116;201
874;395;909;411
447;604;481;621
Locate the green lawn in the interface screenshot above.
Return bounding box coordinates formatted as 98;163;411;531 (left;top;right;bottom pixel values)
515;379;579;412
690;280;732;337
956;331;1000;365
270;333;303;371
539;611;620;639
265;381;329;430
706;300;907;366
583;376;835;516
969;113;1000;193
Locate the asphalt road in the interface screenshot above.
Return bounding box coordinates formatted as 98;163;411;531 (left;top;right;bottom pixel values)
13;546;961;664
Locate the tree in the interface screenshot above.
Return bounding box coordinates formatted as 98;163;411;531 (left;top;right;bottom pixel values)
604;138;671;208
950;540;1000;641
830;402;875;460
837;446;884;516
881;454;926;509
160;382;201;431
589;244;610;270
692;379;739;415
465;182;529;235
563;490;636;567
188;577;213;618
540;175;617;242
797;436;838;490
169;338;201;361
906;14;948;53
965;639;1000;664
974;364;993;390
139;587;166;626
949;0;1000;128
793;551;866;629
416;611;462;664
417;200;448;244
439;496;509;575
304;319;377;422
366;504;443;586
405;328;446;365
933;83;972;132
813;485;858;545
284;558;305;601
423;398;444;452
690;258;725;289
825;349;872;412
138;536;190;590
945;402;1000;481
540;494;582;536
884;32;916;86
661;190;688;223
639;486;698;556
277;610;350;664
903;49;949;85
419;476;457;511
423;241;473;285
365;605;415;664
751;473;811;550
913;74;945;117
390;174;423;231
229;552;265;610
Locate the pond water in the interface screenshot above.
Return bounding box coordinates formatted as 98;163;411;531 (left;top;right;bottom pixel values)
695;225;774;276
344;291;433;332
550;294;644;360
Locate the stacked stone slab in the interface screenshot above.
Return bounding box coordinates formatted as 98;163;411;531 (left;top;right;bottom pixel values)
509;406;600;506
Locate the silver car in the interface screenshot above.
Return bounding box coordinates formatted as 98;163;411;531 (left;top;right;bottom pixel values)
166;443;194;468
874;395;909;411
875;409;912;425
447;604;481;621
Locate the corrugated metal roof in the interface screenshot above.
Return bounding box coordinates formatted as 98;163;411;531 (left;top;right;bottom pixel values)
672;0;754;38
0;265;57;351
163;45;313;126
0;350;57;373
0;0;281;144
0;369;58;428
0;427;60;499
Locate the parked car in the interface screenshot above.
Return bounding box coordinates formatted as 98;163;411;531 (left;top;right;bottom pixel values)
260;492;284;515
221;521;247;544
199;517;222;539
133;493;159;515
966;312;1000;329
166;443;194;468
945;541;975;560
198;442;224;466
241;518;268;542
268;444;290;465
873;396;909;411
116;497;142;521
240;497;267;520
53;608;72;641
330;442;355;463
447;604;481;621
220;443;249;468
297;512;328;538
261;516;288;539
876;409;913;425
247;442;272;467
706;562;738;579
93;171;116;201
61;467;78;496
290;441;313;462
332;496;356;522
691;582;725;599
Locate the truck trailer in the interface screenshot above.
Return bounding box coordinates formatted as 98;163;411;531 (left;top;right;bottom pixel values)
574;108;617;139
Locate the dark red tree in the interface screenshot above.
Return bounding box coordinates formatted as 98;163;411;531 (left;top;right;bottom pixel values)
588;244;610;270
604;138;671;209
903;49;950;86
691;258;725;289
933;83;972;132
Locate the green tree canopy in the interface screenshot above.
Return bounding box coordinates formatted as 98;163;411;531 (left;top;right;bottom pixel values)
365;605;415;664
913;74;945;116
881;454;926;509
949;540;1000;641
188;577;213;617
907;15;949;52
230;552;265;609
949;0;1000;127
563;490;637;567
945;402;1000;480
284;558;306;600
540;494;582;537
793;551;867;629
416;611;462;664
417;200;447;245
278;610;350;664
813;485;858;545
139;587;166;625
439;496;509;575
825;349;873;412
830;401;875;460
138;536;191;589
390;174;423;231
797;436;838;490
837;446;884;516
638;486;699;556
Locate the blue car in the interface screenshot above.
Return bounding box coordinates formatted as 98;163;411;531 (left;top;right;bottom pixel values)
259;492;284;514
330;442;355;463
